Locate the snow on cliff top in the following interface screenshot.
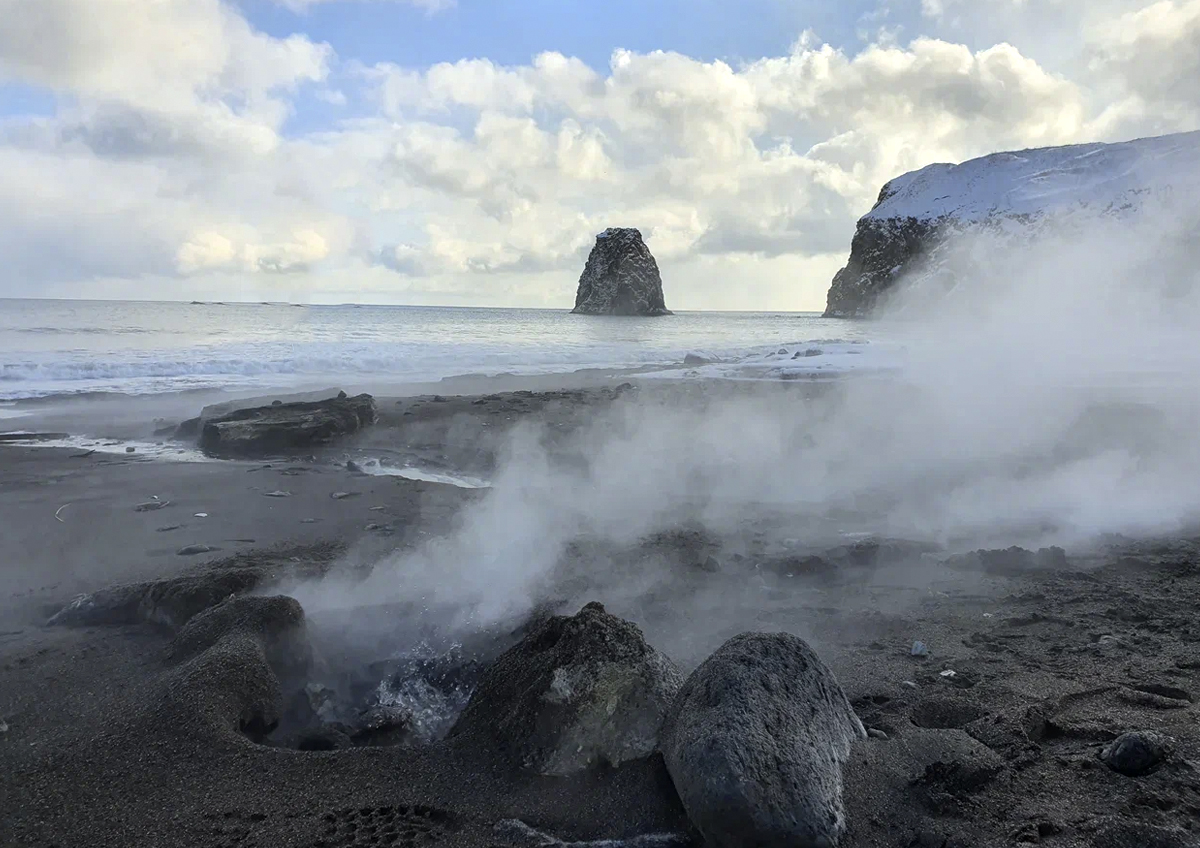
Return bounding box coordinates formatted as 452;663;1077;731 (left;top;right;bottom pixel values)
866;131;1200;223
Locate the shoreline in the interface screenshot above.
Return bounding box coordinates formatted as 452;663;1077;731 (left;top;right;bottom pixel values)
3;376;1200;848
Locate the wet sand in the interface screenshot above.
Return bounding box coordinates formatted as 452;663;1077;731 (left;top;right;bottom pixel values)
2;380;1199;848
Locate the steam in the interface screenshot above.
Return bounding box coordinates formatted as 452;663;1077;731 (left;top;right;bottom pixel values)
294;182;1200;666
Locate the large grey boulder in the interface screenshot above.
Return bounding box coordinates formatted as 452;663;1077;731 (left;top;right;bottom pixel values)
572;228;672;316
661;632;866;848
449;601;683;775
195;392;377;457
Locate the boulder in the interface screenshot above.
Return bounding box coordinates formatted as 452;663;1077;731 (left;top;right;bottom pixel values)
449;601;683;775
197;393;377;457
661;632;866;848
572;228;672;316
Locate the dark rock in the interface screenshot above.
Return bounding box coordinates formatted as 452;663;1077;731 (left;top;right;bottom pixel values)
661;632;866;848
271;399;282;406
449;601;683;775
823;134;1194;318
572;228;672;316
197;393;377;457
946;546;1068;577
825;214;942;318
1099;730;1172;776
683;353;712;366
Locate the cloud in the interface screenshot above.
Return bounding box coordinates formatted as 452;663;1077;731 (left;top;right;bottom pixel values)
275;0;455;13
178;228;331;274
0;0;1197;307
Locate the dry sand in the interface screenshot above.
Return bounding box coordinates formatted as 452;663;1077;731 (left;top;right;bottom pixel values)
2;380;1199;848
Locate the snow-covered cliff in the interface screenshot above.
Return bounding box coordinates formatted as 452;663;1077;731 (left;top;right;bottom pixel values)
824;131;1200;318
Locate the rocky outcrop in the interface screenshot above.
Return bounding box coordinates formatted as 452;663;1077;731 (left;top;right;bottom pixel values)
572;228;671;316
195;392;377;457
449;601;683;775
661;632;865;848
824;130;1200;317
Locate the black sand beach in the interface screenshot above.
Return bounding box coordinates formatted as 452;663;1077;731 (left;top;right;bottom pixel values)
3;379;1199;848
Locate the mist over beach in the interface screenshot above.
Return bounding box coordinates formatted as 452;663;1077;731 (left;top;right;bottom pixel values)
4;1;1200;847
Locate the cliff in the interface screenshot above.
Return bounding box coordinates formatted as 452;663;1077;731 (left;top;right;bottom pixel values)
824;131;1200;317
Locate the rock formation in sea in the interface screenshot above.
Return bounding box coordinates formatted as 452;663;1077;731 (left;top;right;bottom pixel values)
824;130;1200;317
572;228;672;316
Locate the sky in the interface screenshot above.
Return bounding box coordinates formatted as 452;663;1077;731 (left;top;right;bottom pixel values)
0;0;1197;310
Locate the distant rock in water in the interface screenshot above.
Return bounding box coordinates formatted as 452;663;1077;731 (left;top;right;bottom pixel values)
572;228;672;316
824;130;1200;317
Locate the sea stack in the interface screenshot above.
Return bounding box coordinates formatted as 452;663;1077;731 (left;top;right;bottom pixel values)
572;227;672;316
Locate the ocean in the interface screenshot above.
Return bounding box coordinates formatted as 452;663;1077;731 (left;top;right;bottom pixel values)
0;299;883;401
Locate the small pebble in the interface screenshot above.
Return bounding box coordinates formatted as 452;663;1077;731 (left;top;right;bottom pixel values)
194;512;208;518
867;728;888;740
0;718;8;733
911;640;930;657
177;544;215;556
300;518;317;524
125;446;136;453
939;669;958;679
263;490;292;498
331;491;359;500
902;681;918;689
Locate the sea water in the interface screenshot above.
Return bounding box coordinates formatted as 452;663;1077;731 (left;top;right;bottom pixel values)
0;299;887;401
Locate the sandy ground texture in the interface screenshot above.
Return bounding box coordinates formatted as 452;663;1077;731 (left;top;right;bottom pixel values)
2;382;1199;848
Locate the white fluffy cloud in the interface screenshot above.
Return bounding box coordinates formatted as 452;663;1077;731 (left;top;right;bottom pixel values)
275;0;454;12
0;0;1196;307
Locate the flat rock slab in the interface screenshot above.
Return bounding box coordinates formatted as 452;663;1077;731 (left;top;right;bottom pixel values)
196;393;377;458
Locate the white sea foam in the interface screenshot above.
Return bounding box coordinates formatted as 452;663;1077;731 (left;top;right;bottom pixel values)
0;434;213;463
358;458;491;489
